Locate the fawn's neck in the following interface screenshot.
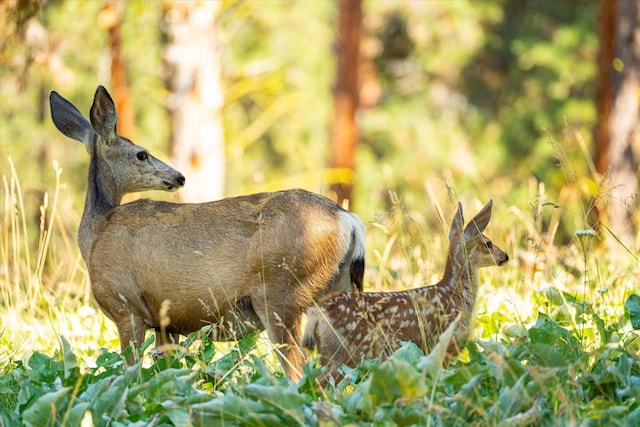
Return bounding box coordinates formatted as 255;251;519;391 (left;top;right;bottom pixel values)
434;249;479;315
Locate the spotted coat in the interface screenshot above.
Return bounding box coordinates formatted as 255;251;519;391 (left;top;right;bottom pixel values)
303;200;509;377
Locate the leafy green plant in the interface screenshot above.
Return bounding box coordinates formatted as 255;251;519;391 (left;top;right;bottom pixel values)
3;292;637;426
626;294;640;330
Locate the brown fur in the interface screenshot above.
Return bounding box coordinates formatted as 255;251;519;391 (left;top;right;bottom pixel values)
50;86;365;381
303;200;508;381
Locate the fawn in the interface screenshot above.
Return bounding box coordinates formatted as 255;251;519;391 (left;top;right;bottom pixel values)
303;199;508;378
49;86;365;381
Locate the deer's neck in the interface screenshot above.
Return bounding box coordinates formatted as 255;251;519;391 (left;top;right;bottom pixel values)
78;154;122;266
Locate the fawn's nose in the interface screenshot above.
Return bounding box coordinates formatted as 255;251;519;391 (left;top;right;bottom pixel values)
176;173;186;187
498;254;509;266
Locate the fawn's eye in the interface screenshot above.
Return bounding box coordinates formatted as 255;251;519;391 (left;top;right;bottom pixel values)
136;151;148;161
485;241;493;250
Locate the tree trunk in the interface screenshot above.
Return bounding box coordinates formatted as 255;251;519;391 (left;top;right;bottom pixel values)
329;0;362;208
98;0;135;137
161;1;225;203
593;0;639;246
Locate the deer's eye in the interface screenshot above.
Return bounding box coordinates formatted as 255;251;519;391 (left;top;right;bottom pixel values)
485;241;493;250
136;151;148;161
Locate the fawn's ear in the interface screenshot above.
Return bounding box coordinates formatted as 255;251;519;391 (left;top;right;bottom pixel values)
449;201;465;241
89;85;118;144
464;199;493;239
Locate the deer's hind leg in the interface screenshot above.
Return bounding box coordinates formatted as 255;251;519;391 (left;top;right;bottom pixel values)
115;313;148;364
250;293;305;382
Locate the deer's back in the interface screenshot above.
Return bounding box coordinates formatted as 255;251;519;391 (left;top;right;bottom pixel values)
88;189;352;333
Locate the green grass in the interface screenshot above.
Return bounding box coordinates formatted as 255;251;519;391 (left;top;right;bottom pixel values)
1;155;639;426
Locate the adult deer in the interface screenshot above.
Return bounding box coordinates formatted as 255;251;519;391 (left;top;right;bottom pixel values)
50;86;365;381
303;200;508;381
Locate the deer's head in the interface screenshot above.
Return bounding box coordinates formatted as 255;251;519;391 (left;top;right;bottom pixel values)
50;86;185;195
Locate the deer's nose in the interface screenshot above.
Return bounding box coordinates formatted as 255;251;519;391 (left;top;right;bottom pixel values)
176;173;186;187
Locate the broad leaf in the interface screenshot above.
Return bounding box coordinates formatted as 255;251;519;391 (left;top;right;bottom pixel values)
624;294;640;329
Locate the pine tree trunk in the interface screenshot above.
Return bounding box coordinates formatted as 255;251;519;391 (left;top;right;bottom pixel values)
99;0;134;137
593;0;639;245
161;1;225;203
329;0;362;208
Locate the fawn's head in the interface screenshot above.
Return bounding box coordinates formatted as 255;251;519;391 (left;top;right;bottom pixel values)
50;86;185;195
448;199;509;268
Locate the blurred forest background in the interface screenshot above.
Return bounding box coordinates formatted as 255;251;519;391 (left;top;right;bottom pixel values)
1;0;638;249
2;4;640;422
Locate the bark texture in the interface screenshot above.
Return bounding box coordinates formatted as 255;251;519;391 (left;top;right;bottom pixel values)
593;0;639;245
329;0;362;208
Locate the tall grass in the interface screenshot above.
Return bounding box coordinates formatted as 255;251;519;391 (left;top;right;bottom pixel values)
1;149;638;356
366;176;638;354
1;141;639;425
0;158;120;367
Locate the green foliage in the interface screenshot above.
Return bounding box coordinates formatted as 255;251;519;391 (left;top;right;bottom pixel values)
626;294;640;330
2;311;639;426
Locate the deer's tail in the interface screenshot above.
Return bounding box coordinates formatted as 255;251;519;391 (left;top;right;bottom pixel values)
342;211;365;292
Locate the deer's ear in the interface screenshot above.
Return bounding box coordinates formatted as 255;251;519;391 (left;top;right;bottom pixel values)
89;85;118;144
449;201;465;241
50;90;96;147
464;199;493;239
